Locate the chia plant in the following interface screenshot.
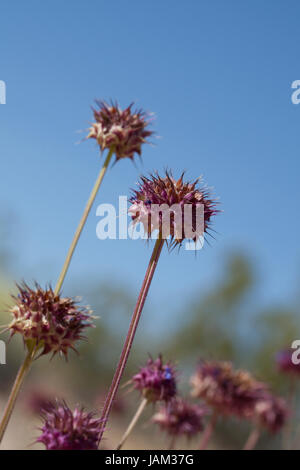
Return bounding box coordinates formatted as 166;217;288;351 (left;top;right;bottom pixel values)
98;171;218;443
0;99;153;444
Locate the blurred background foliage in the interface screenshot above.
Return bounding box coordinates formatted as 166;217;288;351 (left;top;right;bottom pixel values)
0;216;299;449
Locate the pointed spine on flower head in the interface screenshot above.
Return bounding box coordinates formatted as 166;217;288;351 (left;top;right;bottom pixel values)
152;397;207;438
37;401;103;450
7;283;94;358
87;100;153;161
129;170;218;248
131;355;177;403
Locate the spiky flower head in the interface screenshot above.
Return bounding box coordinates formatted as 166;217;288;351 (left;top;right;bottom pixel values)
37;401;102;450
152;398;206;438
8;283;93;358
87;100;153;161
253;393;288;433
129;171;217;247
190;360;267;419
276;349;300;375
131;355;177;403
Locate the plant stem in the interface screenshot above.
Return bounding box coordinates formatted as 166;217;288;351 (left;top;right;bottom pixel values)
283;376;296;449
243;427;260;450
0;346;36;444
168;435;177;450
99;237;165;443
199;411;218;450
115;397;148;450
54;147;114;295
0;148;114;446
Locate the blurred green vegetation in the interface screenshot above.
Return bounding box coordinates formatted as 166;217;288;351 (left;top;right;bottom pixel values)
166;254;300;389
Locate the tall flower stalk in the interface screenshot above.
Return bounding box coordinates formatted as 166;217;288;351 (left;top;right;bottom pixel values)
0;100;153;445
99;171;217;442
198;411;218;450
0;146;113;444
54;146;114;295
99;236;165;442
0;344;37;443
56;100;153;294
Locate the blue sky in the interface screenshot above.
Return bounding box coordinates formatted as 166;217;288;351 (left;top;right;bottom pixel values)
0;0;300;317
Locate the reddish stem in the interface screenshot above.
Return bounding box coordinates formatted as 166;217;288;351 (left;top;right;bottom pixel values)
99;237;164;443
199;412;218;450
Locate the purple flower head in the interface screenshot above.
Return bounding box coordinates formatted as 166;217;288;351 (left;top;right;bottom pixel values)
87;100;153;161
129;171;218;247
37;401;103;450
276;349;300;376
8;283;94;358
132;355;177;403
190;360;267;419
254;393;288;434
152;397;207;438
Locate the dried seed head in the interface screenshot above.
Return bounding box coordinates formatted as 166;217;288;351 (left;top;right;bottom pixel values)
37;401;102;450
254;393;288;433
8;283;93;358
87;100;153;161
152;397;207;437
132;355;177;403
129;171;217;247
276;349;300;375
190;360;267;419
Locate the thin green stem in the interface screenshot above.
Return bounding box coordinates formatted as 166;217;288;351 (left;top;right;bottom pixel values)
54;147;114;295
0;148;114;446
0;345;36;444
99;237;165;443
115;397;148;450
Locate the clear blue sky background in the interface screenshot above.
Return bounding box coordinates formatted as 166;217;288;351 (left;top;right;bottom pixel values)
0;0;300;317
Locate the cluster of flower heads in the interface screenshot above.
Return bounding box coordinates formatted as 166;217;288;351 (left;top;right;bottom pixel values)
276;349;300;376
129;171;217;247
130;355;208;440
87;100;153;161
190;360;288;434
37;401;102;450
127;355;290;445
34;356;290;449
8;283;94;358
153;398;207;438
190;360;265;418
131;355;177;402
